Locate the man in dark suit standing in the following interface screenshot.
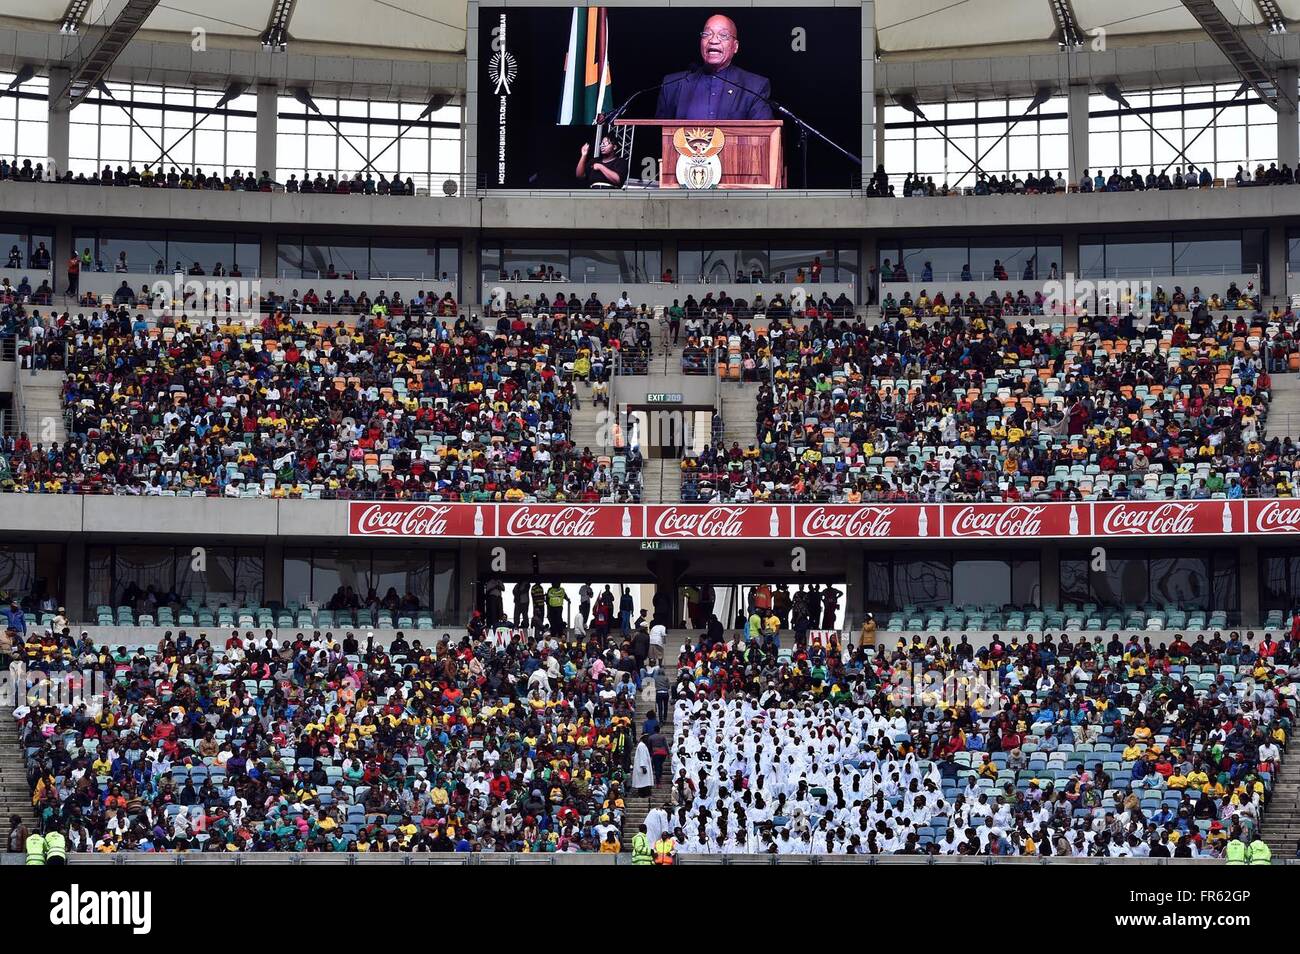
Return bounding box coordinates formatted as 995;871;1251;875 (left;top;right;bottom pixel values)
655;14;773;122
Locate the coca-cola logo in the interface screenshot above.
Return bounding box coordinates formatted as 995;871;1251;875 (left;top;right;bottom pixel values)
950;505;1046;538
652;506;745;538
1101;503;1196;536
1255;500;1300;533
800;506;896;538
504;506;598;537
353;504;450;536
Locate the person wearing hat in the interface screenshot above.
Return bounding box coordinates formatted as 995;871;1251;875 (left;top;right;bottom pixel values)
24;826;45;865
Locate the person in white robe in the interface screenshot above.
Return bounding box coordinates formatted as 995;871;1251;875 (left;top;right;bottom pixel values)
632;738;654;794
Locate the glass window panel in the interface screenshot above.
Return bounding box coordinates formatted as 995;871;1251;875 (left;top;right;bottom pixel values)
283;550;312;606
167;231;237;276
769;246;833;284
309;549;371;608
87;545;113;610
174;546;236;604
501;242;569;282
369;552;431;610
234;548;265;606
0;545;36;603
369;242;438;280
953;560;1011;607
1103;233;1172;278
1149;555;1209;610
114;545;174;605
1172;230;1242;275
1211;549;1238;616
892;557;952;609
1088;554;1148;607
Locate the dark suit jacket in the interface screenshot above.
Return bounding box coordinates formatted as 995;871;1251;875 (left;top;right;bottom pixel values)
654;65;773;121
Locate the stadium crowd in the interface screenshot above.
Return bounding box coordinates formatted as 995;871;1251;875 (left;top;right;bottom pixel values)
680;303;1292;503
0;159;421;195
8;623;646;853
661;627;1292;857
0;306;641;500
868;162;1298;198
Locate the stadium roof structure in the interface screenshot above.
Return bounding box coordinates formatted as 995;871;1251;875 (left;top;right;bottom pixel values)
875;0;1298;56
3;1;1297;60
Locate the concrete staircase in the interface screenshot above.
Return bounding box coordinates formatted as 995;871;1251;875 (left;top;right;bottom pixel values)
0;707;37;837
620;629;690;849
569;386;607;454
1260;734;1300;858
719;381;760;449
1267;372;1300;442
639;458;681;504
16;369;67;444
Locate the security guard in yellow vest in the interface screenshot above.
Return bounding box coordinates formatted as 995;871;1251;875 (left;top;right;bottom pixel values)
1224;838;1247;864
631;824;654;865
653;833;676;865
24;830;45;865
545;582;568;634
44;828;67;865
1247;838;1272;865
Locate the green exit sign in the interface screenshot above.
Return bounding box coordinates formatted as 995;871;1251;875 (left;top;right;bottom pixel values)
646;393;683;404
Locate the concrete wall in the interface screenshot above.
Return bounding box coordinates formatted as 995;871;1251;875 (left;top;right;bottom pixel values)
6;182;1300;237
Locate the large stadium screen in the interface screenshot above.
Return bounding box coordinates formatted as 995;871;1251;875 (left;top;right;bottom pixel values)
478;5;863;190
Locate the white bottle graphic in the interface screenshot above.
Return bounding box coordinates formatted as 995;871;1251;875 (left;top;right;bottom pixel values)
621;506;632;537
1222;501;1232;534
473;506;484;536
1068;505;1079;536
769;507;780;537
917;508;928;537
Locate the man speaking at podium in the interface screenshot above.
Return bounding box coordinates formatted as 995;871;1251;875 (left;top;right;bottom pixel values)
654;14;773;122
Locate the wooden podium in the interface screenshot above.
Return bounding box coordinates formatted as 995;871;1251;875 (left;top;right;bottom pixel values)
614;119;785;189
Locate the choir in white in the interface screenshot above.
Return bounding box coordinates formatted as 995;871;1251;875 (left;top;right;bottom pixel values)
666;698;1244;856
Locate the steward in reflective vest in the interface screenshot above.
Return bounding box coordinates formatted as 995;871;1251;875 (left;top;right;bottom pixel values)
653;835;676;865
1247;839;1272;865
43;829;67;864
1224;839;1247;864
25;832;45;865
631;827;654;865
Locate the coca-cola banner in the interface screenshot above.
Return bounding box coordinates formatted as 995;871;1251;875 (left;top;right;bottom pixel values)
645;504;790;540
348;501;1259;540
944;503;1090;539
1096;500;1242;537
798;504;938;539
348;502;493;538
1247;499;1300;534
498;504;643;539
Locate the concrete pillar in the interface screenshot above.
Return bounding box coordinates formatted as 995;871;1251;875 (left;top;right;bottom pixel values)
263;541;284;605
259;232;278;281
64;537;86;623
1278;68;1298;170
1267;225;1287;303
461;234;479;305
873;92;886;177
256;85;278;180
1061;230;1079;280
47;67;71;175
861;232;877;307
861;2;876;177
1067;84;1090;187
1239;543;1259;628
844;547;864;631
1039;543;1060;610
54;223;73;282
457;542;478;621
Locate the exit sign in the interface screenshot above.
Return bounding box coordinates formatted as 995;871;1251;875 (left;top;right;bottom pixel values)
646;393;683;404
